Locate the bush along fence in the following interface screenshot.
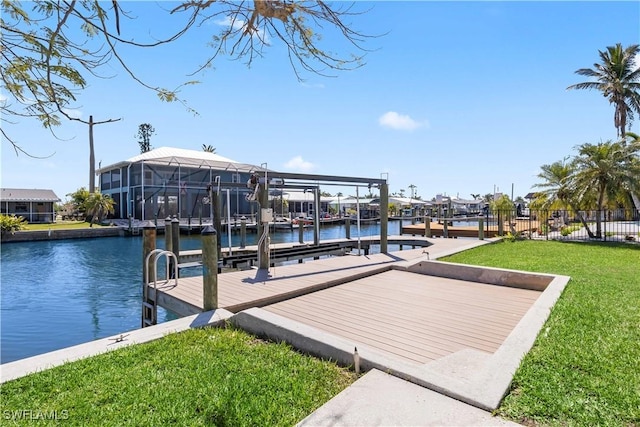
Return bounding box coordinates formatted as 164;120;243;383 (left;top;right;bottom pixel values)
482;208;640;243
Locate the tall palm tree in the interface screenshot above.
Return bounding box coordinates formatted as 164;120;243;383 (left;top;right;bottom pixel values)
567;43;640;138
570;140;640;237
202;144;216;153
533;159;594;237
85;192;115;227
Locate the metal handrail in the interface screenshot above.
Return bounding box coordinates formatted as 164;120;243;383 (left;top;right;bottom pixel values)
143;249;179;327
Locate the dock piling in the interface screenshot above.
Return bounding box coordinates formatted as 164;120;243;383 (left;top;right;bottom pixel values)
424;217;431;238
240;217;247;249
165;217;173;278
298;219;304;244
201;226;218;310
141;221;157;327
171;216;180;277
345;217;351;240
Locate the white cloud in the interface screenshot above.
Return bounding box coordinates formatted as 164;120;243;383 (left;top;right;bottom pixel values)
284;156;315;173
378;111;427;131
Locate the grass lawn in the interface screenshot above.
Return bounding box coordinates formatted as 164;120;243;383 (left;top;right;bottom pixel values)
23;221;109;231
0;326;355;426
442;240;640;427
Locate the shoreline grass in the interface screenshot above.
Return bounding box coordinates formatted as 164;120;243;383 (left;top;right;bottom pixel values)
23;221;109;231
442;240;640;427
0;326;355;426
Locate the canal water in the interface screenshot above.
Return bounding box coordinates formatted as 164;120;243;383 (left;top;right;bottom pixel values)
1;221;409;364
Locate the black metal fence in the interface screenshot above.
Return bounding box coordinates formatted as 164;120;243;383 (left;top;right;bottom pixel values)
482;208;640;243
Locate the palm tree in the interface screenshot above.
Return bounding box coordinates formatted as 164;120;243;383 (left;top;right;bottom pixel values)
567;43;640;138
85;192;115;227
202;144;216;153
570;140;640;237
533;159;594;237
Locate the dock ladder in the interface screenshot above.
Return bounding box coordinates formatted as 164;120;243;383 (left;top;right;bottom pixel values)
142;249;179;328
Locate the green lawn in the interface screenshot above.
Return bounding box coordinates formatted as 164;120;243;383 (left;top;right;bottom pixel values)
23;221;109;231
0;326;355;426
442;240;640;427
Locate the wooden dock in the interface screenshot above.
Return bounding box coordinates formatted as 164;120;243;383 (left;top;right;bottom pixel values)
178;235;435;268
146;238;545;365
402;220;540;239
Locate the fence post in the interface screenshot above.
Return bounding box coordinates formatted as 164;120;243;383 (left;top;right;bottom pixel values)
478;215;484;240
201;226;218;311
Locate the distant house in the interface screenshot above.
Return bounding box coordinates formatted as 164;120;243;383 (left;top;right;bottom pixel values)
96;147;265;221
1;188;60;223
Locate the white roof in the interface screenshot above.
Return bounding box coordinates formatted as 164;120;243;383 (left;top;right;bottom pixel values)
97;146;265;174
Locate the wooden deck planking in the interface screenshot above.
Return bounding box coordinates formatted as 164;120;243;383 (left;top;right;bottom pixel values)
149;239;543;364
263;270;541;364
285;281;527;343
153;251;412;312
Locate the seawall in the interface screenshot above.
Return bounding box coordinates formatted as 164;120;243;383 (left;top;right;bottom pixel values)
1;227;124;243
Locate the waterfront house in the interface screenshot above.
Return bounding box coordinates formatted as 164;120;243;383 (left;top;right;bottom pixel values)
0;188;60;223
96;147;266;221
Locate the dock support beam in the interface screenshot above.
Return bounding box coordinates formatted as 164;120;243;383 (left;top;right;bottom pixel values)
142;221;157;284
258;180;270;270
171;216;180;262
299;218;304;243
165;217;174;277
240;217;247;249
345;216;350;239
141;221;156;327
201;226;218;310
380;182;388;253
424;216;431;238
313;187;320;246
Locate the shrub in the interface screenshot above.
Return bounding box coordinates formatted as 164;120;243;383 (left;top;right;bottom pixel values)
0;214;26;234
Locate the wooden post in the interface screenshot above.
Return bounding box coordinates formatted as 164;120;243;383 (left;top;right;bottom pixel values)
240;216;247;249
345;216;351;239
201;226;218;310
380;182;388;253
142;221;157;285
141;221;156;327
498;212;504;236
298;218;304;243
424;216;431;238
216;191;223;258
164;217;173;278
479;216;485;240
443;212;449;238
313;187;320;246
171;216;180;277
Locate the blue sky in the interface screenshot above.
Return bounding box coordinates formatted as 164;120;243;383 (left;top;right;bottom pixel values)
2;1;639;202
